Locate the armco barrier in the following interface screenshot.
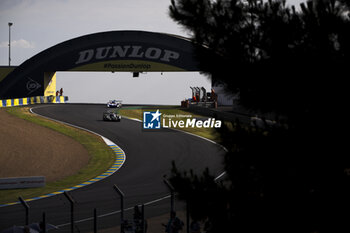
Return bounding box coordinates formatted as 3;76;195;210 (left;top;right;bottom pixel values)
0;96;68;107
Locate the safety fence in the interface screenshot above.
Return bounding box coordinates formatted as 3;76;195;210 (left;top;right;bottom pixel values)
0;181;197;233
0;96;68;108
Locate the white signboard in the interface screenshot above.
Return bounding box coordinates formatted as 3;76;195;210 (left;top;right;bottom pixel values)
0;176;45;189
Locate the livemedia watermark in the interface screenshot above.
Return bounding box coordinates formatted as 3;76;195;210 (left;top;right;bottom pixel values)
143;109;221;130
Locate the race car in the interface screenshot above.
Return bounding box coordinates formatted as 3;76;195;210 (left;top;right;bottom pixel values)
107;100;122;108
103;110;121;122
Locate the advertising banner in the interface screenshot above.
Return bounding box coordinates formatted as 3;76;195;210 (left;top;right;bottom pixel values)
0;31;200;99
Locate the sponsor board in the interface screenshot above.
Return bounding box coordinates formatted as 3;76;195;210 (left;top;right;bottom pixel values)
75;45;180;65
0;176;45;189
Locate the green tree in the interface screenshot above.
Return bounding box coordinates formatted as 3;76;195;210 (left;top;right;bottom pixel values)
170;0;349;117
168;0;350;232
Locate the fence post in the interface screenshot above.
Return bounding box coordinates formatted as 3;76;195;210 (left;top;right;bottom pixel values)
18;197;29;225
186;200;190;233
64;191;75;233
42;212;46;233
94;208;97;233
141;204;145;233
113;185;125;233
163;179;175;216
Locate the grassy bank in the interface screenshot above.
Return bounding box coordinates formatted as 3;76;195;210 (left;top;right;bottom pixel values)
0;107;115;204
119;106;222;143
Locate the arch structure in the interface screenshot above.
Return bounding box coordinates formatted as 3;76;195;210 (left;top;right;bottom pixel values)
0;31;200;99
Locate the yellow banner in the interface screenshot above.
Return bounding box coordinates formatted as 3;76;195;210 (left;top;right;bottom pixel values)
69;60;185;72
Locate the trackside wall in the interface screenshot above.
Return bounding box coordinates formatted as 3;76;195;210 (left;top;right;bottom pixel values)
0;96;68;108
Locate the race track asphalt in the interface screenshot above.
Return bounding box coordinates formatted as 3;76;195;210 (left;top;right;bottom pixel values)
0;104;225;232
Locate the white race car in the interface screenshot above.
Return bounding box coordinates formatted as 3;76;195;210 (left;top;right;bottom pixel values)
107;100;122;108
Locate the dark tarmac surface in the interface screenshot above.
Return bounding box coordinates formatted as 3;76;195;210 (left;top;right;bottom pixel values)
0;104;225;232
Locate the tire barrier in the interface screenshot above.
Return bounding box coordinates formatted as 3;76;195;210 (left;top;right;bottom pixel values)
0;96;68;107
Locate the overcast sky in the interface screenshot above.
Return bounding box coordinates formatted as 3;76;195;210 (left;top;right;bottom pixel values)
0;0;305;104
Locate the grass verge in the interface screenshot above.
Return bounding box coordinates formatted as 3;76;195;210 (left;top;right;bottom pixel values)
119;106;222;143
0;106;115;204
